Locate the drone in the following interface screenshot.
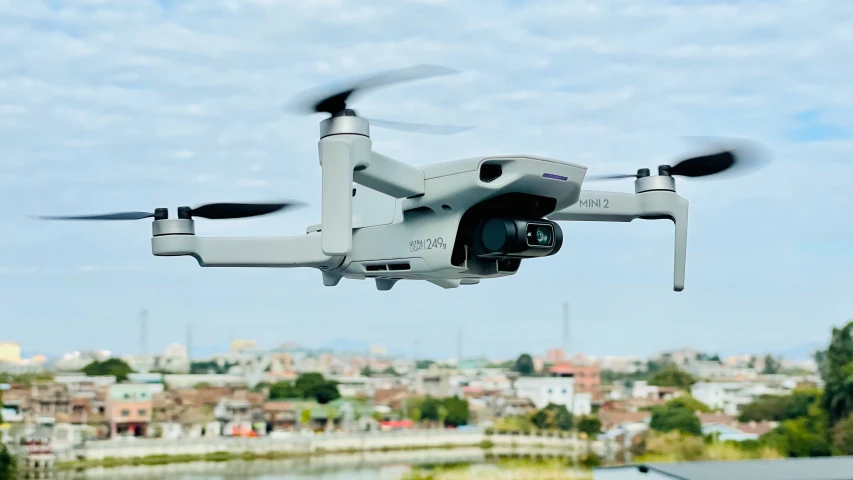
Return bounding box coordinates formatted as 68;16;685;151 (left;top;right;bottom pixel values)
35;65;767;292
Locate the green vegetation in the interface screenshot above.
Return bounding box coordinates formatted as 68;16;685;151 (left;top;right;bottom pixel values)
737;388;821;422
190;360;238;375
664;396;712;413
649;404;702;436
82;358;134;382
531;403;573;431
411;395;470;426
0;443;16;480
0;371;54;386
576;416;602;437
648;365;696;390
514;353;535;376
634;431;783;463
257;373;341;404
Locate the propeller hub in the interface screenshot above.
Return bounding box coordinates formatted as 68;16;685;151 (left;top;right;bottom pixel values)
637;168;651;178
154;208;169;220
319;114;370;139
658;165;672;177
635;174;676;194
177;206;192;220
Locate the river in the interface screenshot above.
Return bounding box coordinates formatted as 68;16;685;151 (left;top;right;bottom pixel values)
35;447;577;479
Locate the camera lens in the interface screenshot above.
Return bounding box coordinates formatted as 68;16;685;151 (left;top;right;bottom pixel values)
526;223;553;247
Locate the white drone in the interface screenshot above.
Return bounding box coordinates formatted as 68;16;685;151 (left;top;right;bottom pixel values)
37;65;767;292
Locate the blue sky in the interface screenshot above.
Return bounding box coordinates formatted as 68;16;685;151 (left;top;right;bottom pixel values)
1;0;853;361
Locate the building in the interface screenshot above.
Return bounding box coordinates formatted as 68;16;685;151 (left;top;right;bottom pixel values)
594;456;853;480
545;348;566;364
549;360;601;395
691;381;791;416
0;342;21;364
106;384;153;437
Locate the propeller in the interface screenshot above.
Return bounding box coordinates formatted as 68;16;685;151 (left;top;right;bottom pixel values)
288;64;474;135
586;138;770;182
32;201;303;221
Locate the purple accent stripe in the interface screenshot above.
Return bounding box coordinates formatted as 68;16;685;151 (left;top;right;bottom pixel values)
543;173;568;181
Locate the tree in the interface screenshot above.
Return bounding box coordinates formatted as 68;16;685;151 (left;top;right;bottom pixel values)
514;353;535;376
577;416;602;437
665;396;711;413
649;406;702;436
294;373;341;404
82;358;134;382
530;403;573;431
738;388;821;423
761;417;832;457
442;396;470;427
360;366;374;377
420;396;444;423
0;443;15;480
833;415;853;455
268;381;302;400
762;355;782;374
819;320;853;427
382;367;400;377
415;360;435;369
648;366;696;390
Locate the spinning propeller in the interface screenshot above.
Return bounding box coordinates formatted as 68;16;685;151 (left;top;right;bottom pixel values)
586;139;770;182
33;201;303;221
288;64;473;135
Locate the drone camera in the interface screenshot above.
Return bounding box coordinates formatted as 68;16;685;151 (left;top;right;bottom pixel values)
472;218;563;259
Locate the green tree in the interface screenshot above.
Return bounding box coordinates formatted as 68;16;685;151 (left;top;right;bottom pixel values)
0;443;15;480
762;354;782;374
382;367;400;376
819;320;853;427
82;358;134;382
294;373;341;404
530;403;573;431
514;353;535;376
415;360;435;369
268;381;302;400
665;396;711;413
648;366;696;390
442;396;470;427
649;406;702;436
577;415;602;437
738;388;821;423
762;417;832;457
420;396;444;423
833;414;853;455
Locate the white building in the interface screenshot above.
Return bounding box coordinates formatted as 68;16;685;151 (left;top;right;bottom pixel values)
691;381;792;416
513;376;590;415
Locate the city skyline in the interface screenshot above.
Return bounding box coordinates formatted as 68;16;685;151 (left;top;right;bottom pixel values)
2;0;852;359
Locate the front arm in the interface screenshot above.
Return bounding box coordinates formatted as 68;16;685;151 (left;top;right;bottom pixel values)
548;190;689;291
151;219;344;269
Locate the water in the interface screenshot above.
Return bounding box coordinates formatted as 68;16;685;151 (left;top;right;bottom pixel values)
36;447;499;480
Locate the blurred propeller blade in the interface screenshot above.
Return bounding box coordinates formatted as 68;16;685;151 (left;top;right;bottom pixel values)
367;117;474;135
290;64;459;117
188;202;303;220
32;211;155;221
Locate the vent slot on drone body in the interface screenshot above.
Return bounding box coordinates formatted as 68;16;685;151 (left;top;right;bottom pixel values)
364;262;411;272
479;163;503;183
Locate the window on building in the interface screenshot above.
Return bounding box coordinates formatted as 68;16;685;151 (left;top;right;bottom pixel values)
138;409;147;416
547;388;553;394
561;389;567;394
121;409;130;417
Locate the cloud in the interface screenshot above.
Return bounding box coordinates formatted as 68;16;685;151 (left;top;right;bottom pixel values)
1;0;852;357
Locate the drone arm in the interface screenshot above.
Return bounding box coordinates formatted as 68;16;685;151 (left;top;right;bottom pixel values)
549;190;688;292
353;152;425;198
152;231;343;269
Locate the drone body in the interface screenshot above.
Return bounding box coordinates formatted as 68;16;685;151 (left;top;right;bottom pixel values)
39;65;765;292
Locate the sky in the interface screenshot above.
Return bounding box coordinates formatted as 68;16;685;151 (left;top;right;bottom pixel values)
1;0;852;361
